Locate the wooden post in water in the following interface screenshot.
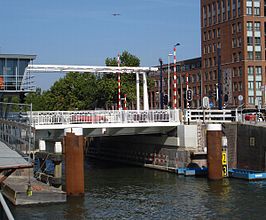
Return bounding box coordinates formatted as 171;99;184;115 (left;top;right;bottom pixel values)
64;128;84;196
207;124;223;180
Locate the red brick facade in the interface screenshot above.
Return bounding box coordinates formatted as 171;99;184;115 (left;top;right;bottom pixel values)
149;0;266;109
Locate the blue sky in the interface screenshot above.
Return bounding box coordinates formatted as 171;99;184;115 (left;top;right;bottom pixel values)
0;0;201;90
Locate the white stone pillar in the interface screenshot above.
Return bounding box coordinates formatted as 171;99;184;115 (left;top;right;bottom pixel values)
136;72;140;110
143;72;149;110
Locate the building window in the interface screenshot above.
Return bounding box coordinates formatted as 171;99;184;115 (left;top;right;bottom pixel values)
248;96;255;104
247;21;253;31
264;0;266;16
222;0;226;20
254;7;260;16
238;0;241;15
218;0;221;22
233;0;237;17
248;66;254;75
232;23;236;34
213;70;217;80
237;22;242;32
248;81;254;89
254;22;261;31
255;51;262;60
205;72;209;81
239;82;242;91
208;30;212;40
246;0;253;15
239;67;242;76
238;52;242;61
255;66;262;75
255;37;261;45
228;0;231;19
247;36;253;45
233;67;237;77
213;43;217;52
254;0;261;16
256;81;262;89
238;37;242;47
233;53;238;62
248;51;254;60
213;29;216;38
208;58;212;67
213;56;217;66
232;38;237;48
233;82;238;91
208;4;212;25
213;3;217;24
203;6;207;27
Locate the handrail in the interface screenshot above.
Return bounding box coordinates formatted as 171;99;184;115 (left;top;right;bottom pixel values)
0;192;14;220
31;109;181;126
184;109;234;123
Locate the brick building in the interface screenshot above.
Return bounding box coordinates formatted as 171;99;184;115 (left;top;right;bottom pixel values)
150;0;266;109
202;0;266;108
149;58;202;109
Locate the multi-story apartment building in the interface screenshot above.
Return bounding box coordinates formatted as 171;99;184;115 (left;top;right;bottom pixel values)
201;0;266;108
150;0;266;110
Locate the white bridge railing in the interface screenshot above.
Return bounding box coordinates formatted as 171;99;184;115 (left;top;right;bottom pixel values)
31;110;181;126
184;109;234;123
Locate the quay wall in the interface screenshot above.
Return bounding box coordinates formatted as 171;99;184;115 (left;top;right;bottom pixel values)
223;123;266;171
236;124;266;171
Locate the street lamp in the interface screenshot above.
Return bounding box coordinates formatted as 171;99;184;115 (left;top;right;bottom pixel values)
159;58;163;109
173;43;180;109
168;53;173;108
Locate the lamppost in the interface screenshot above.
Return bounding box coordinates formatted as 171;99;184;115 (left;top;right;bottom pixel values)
159;58;163;109
168;53;173;108
173;43;180;109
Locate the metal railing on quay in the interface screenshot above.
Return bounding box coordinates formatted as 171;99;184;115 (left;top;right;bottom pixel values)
0;192;15;220
30;109;181;126
0;102;34;156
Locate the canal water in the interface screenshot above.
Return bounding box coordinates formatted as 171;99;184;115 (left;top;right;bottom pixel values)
11;158;266;220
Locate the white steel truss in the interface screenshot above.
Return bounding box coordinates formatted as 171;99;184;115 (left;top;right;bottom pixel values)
26;64;158;110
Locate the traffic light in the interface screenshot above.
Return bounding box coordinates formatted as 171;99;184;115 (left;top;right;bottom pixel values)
213;90;217;101
163;94;168;105
186;89;193;101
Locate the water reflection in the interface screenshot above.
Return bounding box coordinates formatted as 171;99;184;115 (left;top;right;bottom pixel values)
11;159;266;219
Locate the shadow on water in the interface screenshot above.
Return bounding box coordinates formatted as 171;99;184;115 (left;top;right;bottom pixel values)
9;158;266;219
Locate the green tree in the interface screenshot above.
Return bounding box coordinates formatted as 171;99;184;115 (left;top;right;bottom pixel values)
104;51;141;108
105;51;140;67
25;88;47;111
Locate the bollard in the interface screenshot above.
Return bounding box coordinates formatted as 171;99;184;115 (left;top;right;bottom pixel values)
64;128;84;196
207;124;223;180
